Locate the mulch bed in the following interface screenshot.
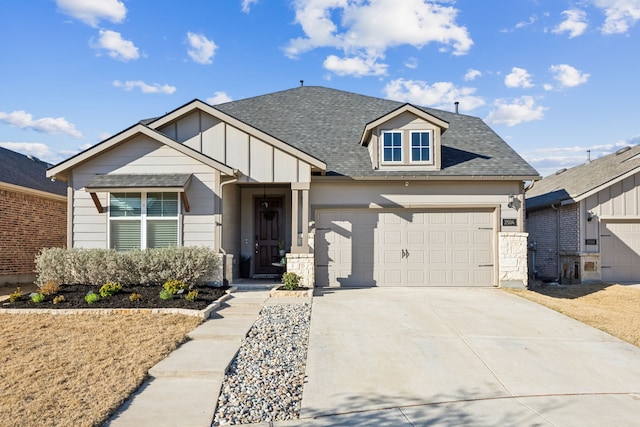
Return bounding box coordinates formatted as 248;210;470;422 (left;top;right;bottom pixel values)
2;284;229;310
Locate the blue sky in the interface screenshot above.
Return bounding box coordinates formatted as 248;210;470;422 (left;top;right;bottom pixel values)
1;0;639;177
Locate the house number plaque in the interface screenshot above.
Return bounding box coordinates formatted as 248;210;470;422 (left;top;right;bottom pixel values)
502;218;517;226
585;239;597;245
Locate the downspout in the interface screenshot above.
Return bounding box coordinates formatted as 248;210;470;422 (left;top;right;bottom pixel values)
550;204;561;282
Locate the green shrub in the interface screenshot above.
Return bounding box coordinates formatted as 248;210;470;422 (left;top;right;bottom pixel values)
281;272;301;290
85;292;100;305
99;282;122;297
163;279;188;295
35;247;220;287
185;289;198;302
30;293;45;303
159;289;174;300
9;287;22;303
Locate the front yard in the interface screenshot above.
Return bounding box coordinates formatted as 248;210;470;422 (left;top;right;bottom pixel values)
506;283;640;347
0;313;201;427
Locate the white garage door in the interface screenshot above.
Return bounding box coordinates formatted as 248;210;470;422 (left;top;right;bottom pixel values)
315;209;494;287
601;221;640;281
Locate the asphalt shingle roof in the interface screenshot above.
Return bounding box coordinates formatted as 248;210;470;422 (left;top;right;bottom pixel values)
526;144;640;210
0;146;67;196
214;86;539;178
85;174;192;189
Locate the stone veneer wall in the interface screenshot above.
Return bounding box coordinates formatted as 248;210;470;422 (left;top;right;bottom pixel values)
499;232;529;289
286;253;315;288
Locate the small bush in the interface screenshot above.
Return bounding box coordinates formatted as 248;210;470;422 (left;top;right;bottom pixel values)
53;295;65;304
163;280;188;295
30;293;45;303
85;292;100;305
9;287;22;303
281;272;301;290
185;289;198;302
159;289;174;301
99;282;122;298
35;247;220;286
39;281;61;296
129;293;142;302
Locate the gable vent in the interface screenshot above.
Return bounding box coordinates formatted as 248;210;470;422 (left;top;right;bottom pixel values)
616;146;631;155
555;168;567;175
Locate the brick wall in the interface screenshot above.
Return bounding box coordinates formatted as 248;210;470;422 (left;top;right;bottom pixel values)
526;203;580;281
0;189;67;282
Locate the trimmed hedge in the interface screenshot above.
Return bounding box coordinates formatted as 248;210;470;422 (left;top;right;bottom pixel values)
35;247;220;287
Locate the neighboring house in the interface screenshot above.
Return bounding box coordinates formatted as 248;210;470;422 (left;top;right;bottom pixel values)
526;144;640;283
47;86;539;288
0;147;67;284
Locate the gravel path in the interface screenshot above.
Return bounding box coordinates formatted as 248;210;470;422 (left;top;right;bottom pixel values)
213;303;312;426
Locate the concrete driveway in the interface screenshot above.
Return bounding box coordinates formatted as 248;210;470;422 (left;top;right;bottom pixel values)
296;287;640;426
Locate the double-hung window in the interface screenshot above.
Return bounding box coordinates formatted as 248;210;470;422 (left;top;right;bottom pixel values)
410;131;431;162
109;192;179;251
382;131;402;163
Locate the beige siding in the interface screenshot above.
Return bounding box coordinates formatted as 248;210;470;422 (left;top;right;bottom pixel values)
310;180;522;231
163;110;316;183
222;183;241;254
587;172;640;218
71;135;218;249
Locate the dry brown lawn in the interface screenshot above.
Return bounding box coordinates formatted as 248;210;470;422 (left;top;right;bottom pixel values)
506;284;640;347
0;313;202;427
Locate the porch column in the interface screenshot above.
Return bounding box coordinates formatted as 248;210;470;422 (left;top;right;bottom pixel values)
291;182;310;253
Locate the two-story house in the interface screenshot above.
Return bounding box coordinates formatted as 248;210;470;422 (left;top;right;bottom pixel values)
47;86;539;288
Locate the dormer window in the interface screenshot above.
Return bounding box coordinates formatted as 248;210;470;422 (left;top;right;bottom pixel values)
411;131;432;163
382;131;402;163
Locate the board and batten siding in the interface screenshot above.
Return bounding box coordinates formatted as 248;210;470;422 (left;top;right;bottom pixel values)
70;135;219;249
157;110;312;183
585;171;640;218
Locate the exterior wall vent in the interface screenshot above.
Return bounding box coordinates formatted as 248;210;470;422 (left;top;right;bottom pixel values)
555;168;567;175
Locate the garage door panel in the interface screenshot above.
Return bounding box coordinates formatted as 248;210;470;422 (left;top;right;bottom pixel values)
602;221;640;281
315;209;494;287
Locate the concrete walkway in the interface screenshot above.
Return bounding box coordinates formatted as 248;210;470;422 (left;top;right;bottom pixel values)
286;287;640;426
106;283;311;427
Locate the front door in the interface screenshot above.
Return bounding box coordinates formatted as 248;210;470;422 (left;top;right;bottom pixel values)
254;197;284;275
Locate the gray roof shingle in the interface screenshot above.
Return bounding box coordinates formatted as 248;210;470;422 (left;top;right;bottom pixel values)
85;174;192;189
214;86;539;178
0;146;67;196
526;144;640;210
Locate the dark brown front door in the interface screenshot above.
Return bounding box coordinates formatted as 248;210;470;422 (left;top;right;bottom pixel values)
255;197;284;275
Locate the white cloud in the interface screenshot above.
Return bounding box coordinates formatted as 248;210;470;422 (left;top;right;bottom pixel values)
242;0;259;13
56;0;126;27
324;54;388;77
384;78;485;112
592;0;640;34
112;80;177;94
464;68;482;81
486;96;546;126
0;110;82;138
549;64;590;88
0;142;55;161
504;67;534;88
522;139;635;176
501;14;538;32
285;0;472;77
206;92;233;104
404;57;418;69
553;9;588;38
91;30;139;61
187;32;217;64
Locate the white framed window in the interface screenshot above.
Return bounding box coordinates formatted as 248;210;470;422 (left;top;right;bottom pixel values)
410;131;432;163
109;192;180;251
382;131;403;163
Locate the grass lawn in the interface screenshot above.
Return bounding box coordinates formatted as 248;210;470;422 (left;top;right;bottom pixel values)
0;313;202;427
506;284;640;347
